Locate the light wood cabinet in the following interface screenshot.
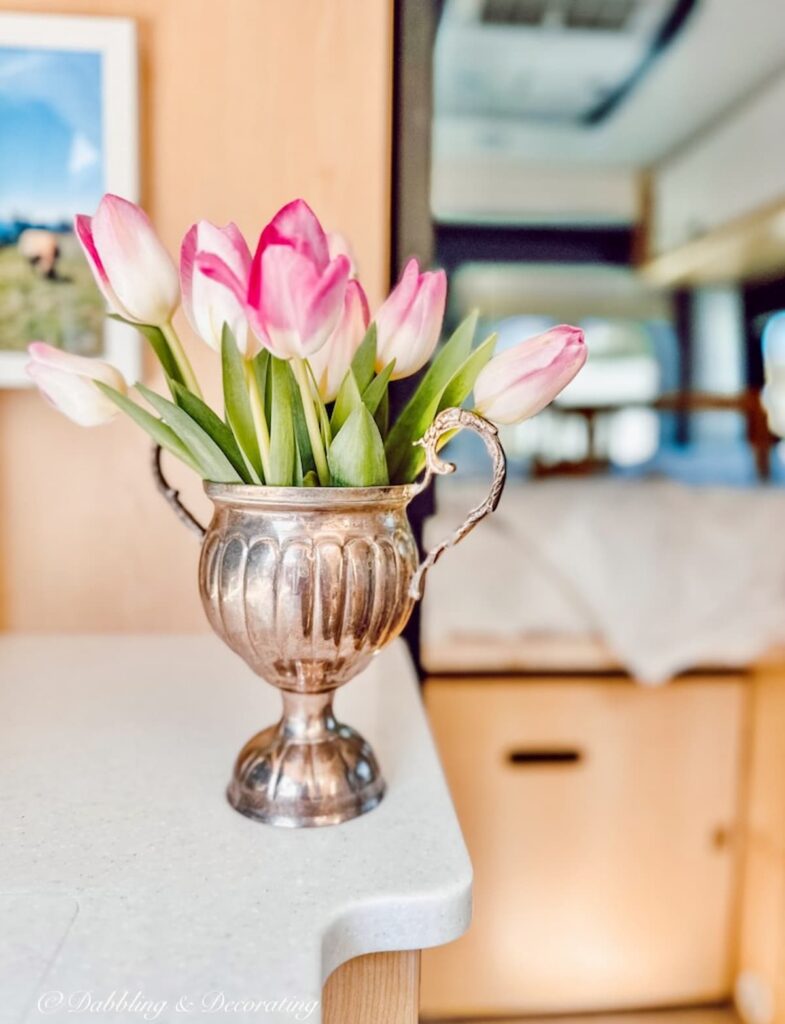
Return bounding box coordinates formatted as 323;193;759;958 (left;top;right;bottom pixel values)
737;667;785;1024
422;677;748;1019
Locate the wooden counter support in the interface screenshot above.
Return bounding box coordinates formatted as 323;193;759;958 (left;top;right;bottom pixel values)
324;952;420;1024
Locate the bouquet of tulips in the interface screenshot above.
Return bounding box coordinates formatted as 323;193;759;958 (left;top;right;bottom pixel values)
26;195;587;487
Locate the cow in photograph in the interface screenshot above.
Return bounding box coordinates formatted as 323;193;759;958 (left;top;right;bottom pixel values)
17;229;61;280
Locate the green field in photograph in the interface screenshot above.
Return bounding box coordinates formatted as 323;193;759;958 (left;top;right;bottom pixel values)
0;232;103;354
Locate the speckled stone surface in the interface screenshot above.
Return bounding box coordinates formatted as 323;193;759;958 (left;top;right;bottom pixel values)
0;636;472;1023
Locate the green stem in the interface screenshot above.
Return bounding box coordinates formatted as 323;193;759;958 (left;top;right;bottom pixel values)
291;357;330;486
244;359;272;482
162;322;202;398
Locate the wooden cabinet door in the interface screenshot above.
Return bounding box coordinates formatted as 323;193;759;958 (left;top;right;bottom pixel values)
421;678;747;1019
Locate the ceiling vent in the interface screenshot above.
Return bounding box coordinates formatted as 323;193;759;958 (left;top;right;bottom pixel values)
481;0;549;27
481;0;638;32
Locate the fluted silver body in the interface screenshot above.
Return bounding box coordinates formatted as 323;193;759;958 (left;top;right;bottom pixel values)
200;485;420;693
200;484;420;827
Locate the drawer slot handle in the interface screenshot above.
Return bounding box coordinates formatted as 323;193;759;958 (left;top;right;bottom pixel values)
506;748;583;767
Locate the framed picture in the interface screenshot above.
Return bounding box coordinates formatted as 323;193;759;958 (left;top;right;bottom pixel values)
0;12;140;387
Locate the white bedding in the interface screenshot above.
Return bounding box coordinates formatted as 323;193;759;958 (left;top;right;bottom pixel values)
421;477;785;683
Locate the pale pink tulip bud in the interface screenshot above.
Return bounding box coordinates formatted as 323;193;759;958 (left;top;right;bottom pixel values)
474;325;587;425
181;220;253;355
327;230;358;277
307;280;370;402
26;343;127;427
374;258;446;380
75;194;180;326
197;198;350;360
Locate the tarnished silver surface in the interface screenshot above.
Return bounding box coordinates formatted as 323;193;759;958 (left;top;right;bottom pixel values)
199;483;418;827
155;407;507;827
409;408;506;600
151;443;205;537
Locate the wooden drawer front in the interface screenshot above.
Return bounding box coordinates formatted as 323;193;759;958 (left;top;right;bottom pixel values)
421;678;747;1019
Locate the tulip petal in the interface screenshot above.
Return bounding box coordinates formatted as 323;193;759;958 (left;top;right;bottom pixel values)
27;341;127;389
90;194;179;325
258;198;330;272
389;269;447;379
374;257;420;347
474;325;587;425
26;342;127;427
302;255;352;356
256;245;317;358
180;223;198;315
255;247;349;359
182;220;252;354
374;261;446;379
195;251;247;304
474;325;583;400
308;279;370;401
327;230;358;276
74;213;127;316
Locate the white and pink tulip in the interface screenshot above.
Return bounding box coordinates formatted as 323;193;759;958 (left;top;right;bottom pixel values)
197;199;351;360
181;220;253;355
26;343;127;427
307;279;370;402
473;324;587;425
75;194;180;327
374;258;446;380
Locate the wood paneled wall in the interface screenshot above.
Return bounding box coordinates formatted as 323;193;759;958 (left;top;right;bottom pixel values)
0;0;393;631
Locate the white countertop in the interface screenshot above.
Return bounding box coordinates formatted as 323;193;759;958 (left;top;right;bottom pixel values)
0;636;472;1023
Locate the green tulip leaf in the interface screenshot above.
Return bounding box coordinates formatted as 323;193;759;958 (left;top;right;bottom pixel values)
398;331;497;479
253;349;271;423
331;354;394;436
94;382;201;474
221;324;263;479
170;380;255;483
439;331;497;411
304;360;333;449
267;356;296;487
291;370;316;477
351;322;377;392
137;383;243;484
374;387;389;438
362;359;395;419
391;328;497;484
317;398;332;451
328;405;389;487
384;309;478;482
107;314;184;392
330;368;363;434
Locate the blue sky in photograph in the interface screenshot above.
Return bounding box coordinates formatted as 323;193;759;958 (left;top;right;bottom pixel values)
0;47;104;224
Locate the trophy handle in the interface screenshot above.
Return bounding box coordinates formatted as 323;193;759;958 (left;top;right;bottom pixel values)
151;443;207;539
408;407;507;601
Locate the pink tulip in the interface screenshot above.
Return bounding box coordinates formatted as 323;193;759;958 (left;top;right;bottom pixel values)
307;280;370;401
197;199;350;360
75;194;180;326
181;220;253;355
374;258;447;379
473;325;587;425
26;343;127;427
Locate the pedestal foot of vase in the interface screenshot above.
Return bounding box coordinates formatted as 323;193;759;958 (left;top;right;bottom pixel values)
227;690;385;827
